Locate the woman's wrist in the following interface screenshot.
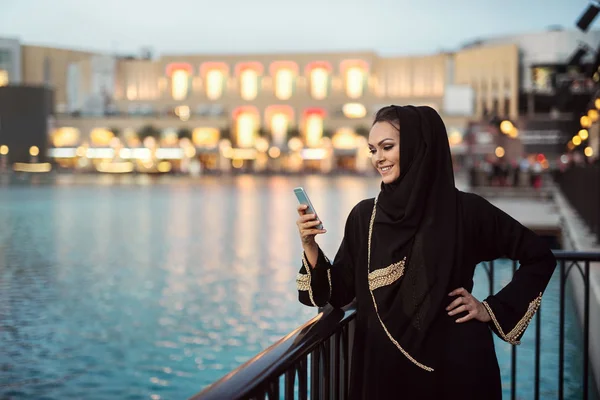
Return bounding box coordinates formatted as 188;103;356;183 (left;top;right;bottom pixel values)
303;242;319;268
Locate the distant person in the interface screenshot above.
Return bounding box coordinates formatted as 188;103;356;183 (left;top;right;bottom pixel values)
294;105;556;400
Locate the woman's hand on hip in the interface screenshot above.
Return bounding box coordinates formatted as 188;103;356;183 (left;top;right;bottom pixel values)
446;287;491;323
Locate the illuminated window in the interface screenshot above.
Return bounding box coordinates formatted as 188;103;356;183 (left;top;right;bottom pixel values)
271;62;298;100
240;69;258;100
346;67;364;98
0;70;8;87
340;60;368;99
201;63;229;100
236;62;263;101
206;69;224;100
265;105;294;147
310;68;329;100
276;69;294;100
233;107;259;148
303;109;326;147
171;69;189;100
166;63;193;101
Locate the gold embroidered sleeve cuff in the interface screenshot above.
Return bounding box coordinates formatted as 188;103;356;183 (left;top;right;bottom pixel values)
482;292;543;345
297;247;332;307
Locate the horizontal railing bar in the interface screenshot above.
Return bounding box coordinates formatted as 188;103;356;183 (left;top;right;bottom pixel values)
191;305;356;400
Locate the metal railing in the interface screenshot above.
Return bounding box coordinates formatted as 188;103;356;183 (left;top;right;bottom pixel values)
192;251;600;400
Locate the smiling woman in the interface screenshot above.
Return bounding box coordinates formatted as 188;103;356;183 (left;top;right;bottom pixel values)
368;120;401;184
294;105;557;399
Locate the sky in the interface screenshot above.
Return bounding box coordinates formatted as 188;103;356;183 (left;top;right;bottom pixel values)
0;0;596;56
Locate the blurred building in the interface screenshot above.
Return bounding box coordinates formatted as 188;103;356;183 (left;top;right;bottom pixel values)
3;28;596;173
463;28;600;162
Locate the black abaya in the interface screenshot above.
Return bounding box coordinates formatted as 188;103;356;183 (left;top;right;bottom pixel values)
297;192;556;400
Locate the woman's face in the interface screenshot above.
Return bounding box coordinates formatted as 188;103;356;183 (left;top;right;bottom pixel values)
368;121;401;184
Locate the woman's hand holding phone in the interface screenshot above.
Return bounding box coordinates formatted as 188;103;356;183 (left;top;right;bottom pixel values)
296;205;327;268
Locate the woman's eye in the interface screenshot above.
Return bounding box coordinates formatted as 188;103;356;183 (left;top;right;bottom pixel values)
383;145;393;151
369;149;376;154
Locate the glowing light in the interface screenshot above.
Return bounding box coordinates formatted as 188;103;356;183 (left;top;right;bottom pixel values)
301;148;327;160
171;70;189;100
29;146;40;157
448;130;462;146
52;127;80;147
126;85;137;100
240;69;259;101
268;147;281;158
192;128;220;147
567;141;575;151
270;113;289;147
13;162;52;173
580;116;592;128
495;146;505;158
206;69;225;100
584;146;594;157
595;98;600;110
143;136;157;149
175;105;190;121
500;120;513;135
345;67;364;99
161;130;178;146
236;112;258;148
310;67;329;100
305;114;323;148
157;161;172;173
560;155;569;164
288;137;303;152
255;137;269;153
573;136;582;146
0;145;8;155
275;69;294;100
579;129;589;140
232;159;244;169
588;109;599;122
90;128;115;146
0;70;8;87
184;146;196;158
332;128;357;149
76;146;86;157
96;161;134;174
342;103;367;119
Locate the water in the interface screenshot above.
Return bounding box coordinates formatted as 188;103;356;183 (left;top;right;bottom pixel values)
0;174;591;399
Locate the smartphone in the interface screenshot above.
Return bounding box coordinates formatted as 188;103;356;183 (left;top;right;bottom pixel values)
293;187;323;230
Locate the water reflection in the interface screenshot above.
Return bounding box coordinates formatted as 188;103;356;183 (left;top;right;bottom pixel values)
0;175;589;399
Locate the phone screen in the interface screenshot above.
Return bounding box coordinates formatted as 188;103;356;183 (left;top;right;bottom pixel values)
294;187;323;230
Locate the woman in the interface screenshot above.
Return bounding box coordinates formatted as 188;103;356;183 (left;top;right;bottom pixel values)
295;105;556;400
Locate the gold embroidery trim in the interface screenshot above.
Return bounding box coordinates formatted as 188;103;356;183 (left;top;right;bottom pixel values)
299;251;332;307
368;196;434;372
296;273;310;291
368;258;406;291
482;292;542;345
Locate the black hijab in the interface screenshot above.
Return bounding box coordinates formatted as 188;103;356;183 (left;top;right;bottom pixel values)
369;105;459;371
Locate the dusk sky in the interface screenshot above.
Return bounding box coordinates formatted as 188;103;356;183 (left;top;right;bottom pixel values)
0;0;596;55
